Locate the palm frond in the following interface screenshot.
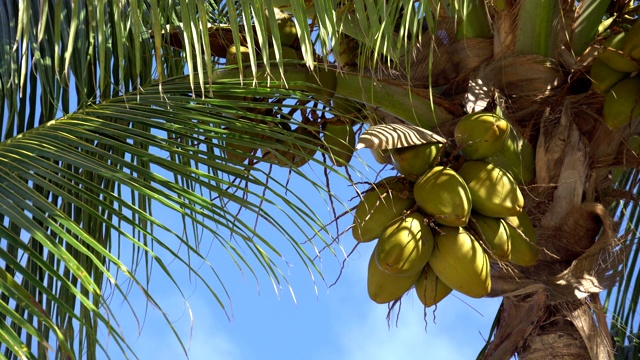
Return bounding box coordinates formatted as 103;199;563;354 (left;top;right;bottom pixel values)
606;167;640;359
13;0;640;359
514;0;560;57
0;73;364;358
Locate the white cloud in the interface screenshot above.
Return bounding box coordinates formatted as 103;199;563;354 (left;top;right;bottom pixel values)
122;293;244;360
313;250;501;360
319;297;498;360
187;323;243;360
102;240;501;360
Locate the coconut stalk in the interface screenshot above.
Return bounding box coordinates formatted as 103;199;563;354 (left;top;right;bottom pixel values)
514;0;559;57
455;0;492;40
571;0;611;56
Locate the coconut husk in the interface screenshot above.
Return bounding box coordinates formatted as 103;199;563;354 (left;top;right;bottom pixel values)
549;91;626;171
536;101;573;186
451;38;494;75
541;114;588;227
491;203;625;298
480;55;564;98
614;136;640;168
484;200;624;360
566;294;614;360
484;294;614;360
539;203;608;262
526;89;637;211
579;100;621;168
464;78;495;114
404;18;458;87
550;228;624;303
482;291;548;360
554;0;578;71
488;199;624;292
531;92;628;206
471;57;563;125
405;18;496;89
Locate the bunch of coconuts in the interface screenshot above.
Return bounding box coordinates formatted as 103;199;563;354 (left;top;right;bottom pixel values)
352;112;538;306
590;19;640;130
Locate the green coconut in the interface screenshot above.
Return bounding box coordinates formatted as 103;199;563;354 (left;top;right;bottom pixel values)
352;177;416;242
598;32;640;73
454;112;510;160
590;58;628;94
375;212;435;275
391;143;443;178
414;166;472;227
603;76;640;130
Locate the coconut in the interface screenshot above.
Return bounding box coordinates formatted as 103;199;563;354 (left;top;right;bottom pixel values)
375;213;434;275
414;264;452;307
598;32;640;73
603;76;640;130
414;166;472;226
429;226;491;298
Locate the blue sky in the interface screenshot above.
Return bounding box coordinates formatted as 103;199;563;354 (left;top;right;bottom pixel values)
121;256;502;360
103;150;503;360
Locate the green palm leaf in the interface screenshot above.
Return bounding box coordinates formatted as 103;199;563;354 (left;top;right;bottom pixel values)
4;0;440;358
606;167;640;359
8;0;640;359
0;69;363;357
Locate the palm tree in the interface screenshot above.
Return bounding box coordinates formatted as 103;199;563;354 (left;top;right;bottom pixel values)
0;1;351;358
2;0;640;358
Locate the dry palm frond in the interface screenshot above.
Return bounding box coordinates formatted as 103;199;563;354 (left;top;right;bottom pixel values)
404;37;494;89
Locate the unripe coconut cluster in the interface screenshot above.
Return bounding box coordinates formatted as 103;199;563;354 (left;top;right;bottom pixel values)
590;20;640;130
221;8;361;169
353;112;538;306
220;98;359;169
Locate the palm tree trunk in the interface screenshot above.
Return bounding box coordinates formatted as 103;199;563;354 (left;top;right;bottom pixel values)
480;99;630;359
519;315;591;360
483;293;612;359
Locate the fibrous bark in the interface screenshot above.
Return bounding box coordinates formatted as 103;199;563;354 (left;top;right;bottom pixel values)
481;93;630;359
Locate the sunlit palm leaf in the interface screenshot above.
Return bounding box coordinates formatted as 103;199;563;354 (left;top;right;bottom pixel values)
0;72;360;358
10;0;640;359
2;0;436;359
356;123;446;150
571;0;610;56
